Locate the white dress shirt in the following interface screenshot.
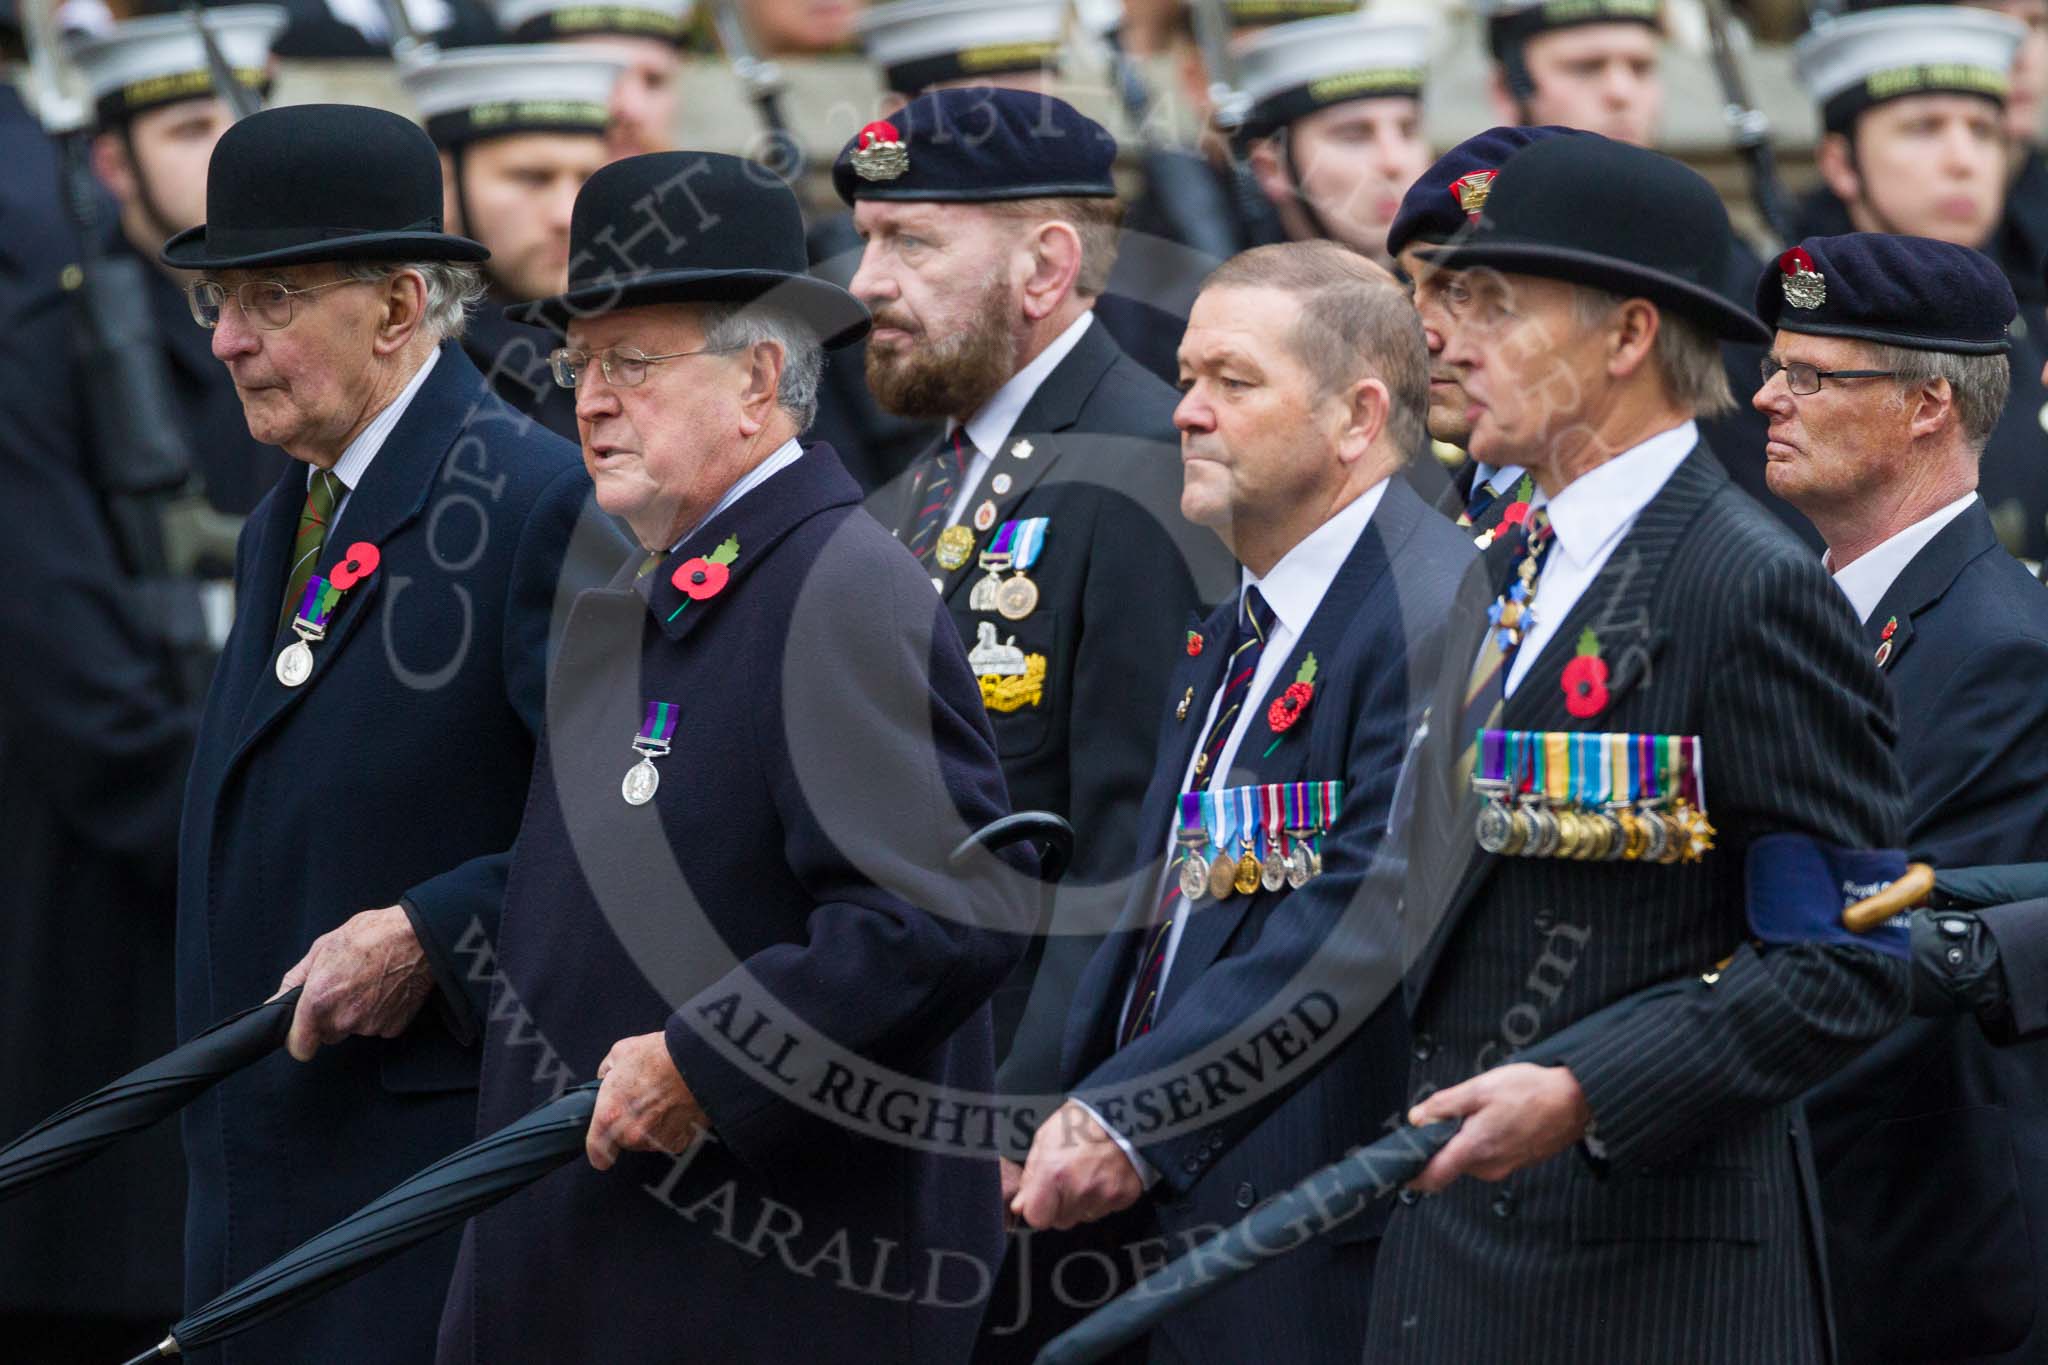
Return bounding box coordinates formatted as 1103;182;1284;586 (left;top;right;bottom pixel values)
1826;492;1979;625
1466;461;1527;514
665;437;806;554
1504;420;1698;696
320;345;441;540
1079;478;1391;1184
943;311;1096;525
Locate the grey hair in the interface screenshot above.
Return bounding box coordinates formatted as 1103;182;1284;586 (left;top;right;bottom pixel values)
1570;286;1736;417
1868;342;2010;454
698;300;824;432
1202;240;1429;459
337;261;487;343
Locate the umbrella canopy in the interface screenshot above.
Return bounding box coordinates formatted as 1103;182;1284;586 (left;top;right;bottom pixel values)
123;1082;599;1363
1934;862;2048;910
0;987;299;1204
1033;1119;1461;1365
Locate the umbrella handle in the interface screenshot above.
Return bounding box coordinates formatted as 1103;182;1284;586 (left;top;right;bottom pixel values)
117;1334;178;1364
1843;862;1934;934
950;811;1076;886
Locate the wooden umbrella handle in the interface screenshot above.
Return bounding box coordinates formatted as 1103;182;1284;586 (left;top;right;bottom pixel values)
1842;863;1935;934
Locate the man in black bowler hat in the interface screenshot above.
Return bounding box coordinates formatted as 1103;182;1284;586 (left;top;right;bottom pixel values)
1755;232;2048;1365
1375;133;1910;1363
432;149;1036;1365
169;101;616;1364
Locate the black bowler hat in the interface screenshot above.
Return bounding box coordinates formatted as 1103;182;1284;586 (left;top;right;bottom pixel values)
510;152;871;348
160;104;487;271
1756;233;2014;355
1417;134;1769;345
830;87;1118;206
1387;124;1577;259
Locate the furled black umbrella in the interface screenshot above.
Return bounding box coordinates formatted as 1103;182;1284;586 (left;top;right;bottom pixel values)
120;1082;599;1363
0;987;299;1203
1033;1119;1461;1365
951;809;1076;885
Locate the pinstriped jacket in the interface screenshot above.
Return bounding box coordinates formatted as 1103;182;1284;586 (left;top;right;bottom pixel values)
1368;446;1910;1365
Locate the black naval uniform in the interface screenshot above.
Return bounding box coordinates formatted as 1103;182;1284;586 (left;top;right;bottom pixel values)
460;290;581;442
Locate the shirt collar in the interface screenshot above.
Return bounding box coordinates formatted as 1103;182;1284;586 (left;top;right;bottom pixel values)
667;437;805;553
956;311;1095;457
1241;478;1391;638
320;346;441;495
1827;491;1980;625
1542;420;1698;570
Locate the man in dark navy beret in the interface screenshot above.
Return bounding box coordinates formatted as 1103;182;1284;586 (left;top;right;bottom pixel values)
434;149;1038;1364
1754;231;2048;1365
1386;124;1575;540
837;83;1235;1357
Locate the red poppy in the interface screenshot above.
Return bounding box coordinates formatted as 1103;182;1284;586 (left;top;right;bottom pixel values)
1268;681;1315;733
1880;616;1898;642
1187;631;1204;658
858;120;901;150
673;557;730;600
1497;501;1531;528
328;541;381;591
1561;654;1610;719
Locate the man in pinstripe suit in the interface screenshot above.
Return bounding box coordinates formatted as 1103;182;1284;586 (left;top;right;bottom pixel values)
1369;134;1911;1363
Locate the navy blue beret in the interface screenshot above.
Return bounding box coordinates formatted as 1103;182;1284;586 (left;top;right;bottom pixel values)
831;87;1118;206
1755;232;2015;355
1386;125;1578;259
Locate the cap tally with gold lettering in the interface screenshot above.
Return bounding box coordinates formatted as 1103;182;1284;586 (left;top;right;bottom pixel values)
1795;4;2023;134
69;5;285;131
1473;0;1662;61
858;0;1064;98
495;0;693;45
402;44;623;148
1236;13;1430;141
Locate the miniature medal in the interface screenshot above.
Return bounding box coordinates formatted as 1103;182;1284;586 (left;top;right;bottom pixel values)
996;517;1048;621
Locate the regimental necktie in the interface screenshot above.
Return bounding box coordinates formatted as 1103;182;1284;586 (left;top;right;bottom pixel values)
635;550;663;580
904;429;972;566
1457;507;1557;777
280;468;344;632
1120;586;1277;1046
1458;474;1502;530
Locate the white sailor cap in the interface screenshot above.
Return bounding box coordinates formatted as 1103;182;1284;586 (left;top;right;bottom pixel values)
1472;0;1661;61
495;0;693;44
856;0;1065;98
1238;13;1429;138
1198;0;1358;36
1796;4;2024;133
68;5;284;128
401;43;623;147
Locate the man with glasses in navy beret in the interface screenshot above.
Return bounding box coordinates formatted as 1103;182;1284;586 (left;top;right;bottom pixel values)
167;101;614;1363
1757;231;2048;1365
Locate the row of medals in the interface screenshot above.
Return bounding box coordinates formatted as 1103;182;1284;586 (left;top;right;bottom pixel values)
1476;795;1712;864
1179;830;1324;902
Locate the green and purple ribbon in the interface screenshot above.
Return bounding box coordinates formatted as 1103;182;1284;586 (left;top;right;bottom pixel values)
293;576;343;631
636;701;679;749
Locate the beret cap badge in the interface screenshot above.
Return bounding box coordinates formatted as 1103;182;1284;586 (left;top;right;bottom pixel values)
1449;170;1496;220
851;120;909;182
1780;247;1827;310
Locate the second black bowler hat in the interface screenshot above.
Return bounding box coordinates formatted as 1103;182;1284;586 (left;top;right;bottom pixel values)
511;152;871;349
1418;134;1769;345
160;103;487;271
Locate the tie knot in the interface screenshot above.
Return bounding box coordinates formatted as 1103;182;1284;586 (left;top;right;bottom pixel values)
1241;585;1276;642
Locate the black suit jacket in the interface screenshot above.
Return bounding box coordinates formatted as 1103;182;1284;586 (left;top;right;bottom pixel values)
1055;479;1472;1362
436;444;1033;1365
873;318;1236;1084
1370;445;1909;1365
1804;498;2048;1365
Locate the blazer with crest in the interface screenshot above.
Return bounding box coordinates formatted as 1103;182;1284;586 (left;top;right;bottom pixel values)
1803;496;2048;1365
1052;479;1474;1363
435;443;1034;1365
1367;445;1909;1365
874;318;1235;1089
173;342;615;1365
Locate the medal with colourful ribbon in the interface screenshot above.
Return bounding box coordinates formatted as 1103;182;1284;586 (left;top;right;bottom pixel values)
1176;791;1211;902
969;521;1018;613
274;540;381;688
996;517;1047;621
622;700;680;806
1260;783;1289;890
